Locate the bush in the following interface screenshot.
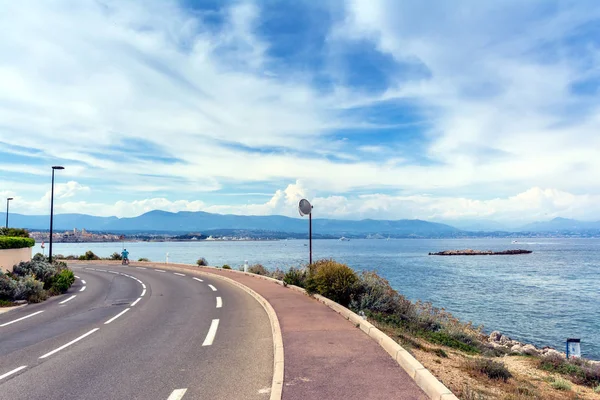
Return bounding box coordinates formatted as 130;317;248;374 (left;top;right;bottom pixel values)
196;258;208;266
270;268;285;280
13;275;45;301
0;299;15;307
350;271;412;315
305;259;360;307
13;258;58;288
248;264;269;275
0;228;30;238
283;267;308;287
550;377;572;391
51;269;75;293
79;251;100;260
539;354;600;387
0;236;35;249
594;384;600;393
109;252;122;260
222;264;231;269
0;273;17;299
467;358;512;382
427;331;480;354
138;258;150;262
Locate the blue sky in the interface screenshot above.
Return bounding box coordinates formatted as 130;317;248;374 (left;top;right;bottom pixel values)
1;0;600;223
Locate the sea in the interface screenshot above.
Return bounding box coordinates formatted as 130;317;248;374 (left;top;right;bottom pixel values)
33;238;600;359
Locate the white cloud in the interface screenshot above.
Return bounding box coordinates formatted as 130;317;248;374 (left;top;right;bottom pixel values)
2;1;600;221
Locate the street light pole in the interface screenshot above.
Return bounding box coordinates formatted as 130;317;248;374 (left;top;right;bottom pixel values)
49;166;64;263
5;197;13;229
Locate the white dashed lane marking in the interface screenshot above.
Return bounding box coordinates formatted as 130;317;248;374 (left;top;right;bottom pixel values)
39;328;99;359
202;319;220;346
0;311;44;327
0;366;27;380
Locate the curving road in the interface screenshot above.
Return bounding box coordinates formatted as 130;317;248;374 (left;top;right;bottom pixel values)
0;263;273;400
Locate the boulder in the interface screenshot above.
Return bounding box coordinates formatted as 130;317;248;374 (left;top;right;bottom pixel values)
522;344;540;356
543;349;563;358
499;335;512;345
511;344;524;354
489;331;502;342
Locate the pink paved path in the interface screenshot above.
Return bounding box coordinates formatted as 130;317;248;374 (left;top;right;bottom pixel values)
191;267;428;400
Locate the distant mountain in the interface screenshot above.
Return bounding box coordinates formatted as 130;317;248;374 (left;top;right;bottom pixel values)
1;210;460;237
439;219;516;232
520;217;600;232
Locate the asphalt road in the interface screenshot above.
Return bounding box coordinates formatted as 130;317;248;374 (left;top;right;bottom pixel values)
0;263;273;400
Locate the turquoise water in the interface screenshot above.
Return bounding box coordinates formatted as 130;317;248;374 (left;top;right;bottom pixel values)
35;238;600;359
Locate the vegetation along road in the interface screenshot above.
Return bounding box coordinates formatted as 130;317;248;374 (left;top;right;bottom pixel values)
0;263;273;400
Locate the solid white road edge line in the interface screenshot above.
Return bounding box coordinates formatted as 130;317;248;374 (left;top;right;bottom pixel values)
0;311;45;327
0;366;27;380
131;297;142;307
208;284;217;291
104;308;130;324
216;297;222;308
59;295;77;305
141;289;146;297
174;272;185;276
80;286;86;292
167;388;188;400
39;328;99;359
193;277;203;282
202;319;220;346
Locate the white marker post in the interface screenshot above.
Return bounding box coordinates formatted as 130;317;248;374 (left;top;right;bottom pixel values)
243;260;248;272
166;252;169;264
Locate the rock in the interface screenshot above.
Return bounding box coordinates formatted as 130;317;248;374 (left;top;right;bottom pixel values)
511;344;524;354
543;349;563;358
499;335;512;345
489;331;502;342
522;344;540;356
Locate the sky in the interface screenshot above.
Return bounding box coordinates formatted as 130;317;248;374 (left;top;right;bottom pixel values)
1;0;600;225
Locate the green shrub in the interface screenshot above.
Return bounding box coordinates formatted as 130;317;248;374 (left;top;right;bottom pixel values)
196;257;208;266
51;269;75;293
0;228;30;238
350;271;413;315
426;331;480;354
79;250;100;260
283;267;308;287
305;259;360;307
13;275;45;301
248;264;269;275
0;273;17;299
28;289;49;303
550;377;572;391
222;264;231;269
0;236;35;249
594;384;600;393
539;354;600;387
138;258;150;262
467;358;512;382
109;252;122;260
0;299;15;307
13;258;58;288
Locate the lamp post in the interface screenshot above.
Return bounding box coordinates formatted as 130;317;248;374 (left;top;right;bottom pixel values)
49;166;64;263
298;199;313;265
5;197;13;228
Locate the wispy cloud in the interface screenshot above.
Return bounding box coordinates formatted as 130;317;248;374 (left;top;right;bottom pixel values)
1;1;600;222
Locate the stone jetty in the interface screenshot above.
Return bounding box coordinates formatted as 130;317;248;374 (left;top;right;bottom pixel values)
429;249;532;256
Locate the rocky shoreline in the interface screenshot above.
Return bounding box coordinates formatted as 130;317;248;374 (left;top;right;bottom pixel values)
487;331;599;364
429;249;533;256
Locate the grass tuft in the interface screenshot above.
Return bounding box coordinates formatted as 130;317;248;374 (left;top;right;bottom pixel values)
550;377;572;391
467;358;512;382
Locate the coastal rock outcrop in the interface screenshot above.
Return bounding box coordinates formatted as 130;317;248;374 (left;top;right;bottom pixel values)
489;331;564;358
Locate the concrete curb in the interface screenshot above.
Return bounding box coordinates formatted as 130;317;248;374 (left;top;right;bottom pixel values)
67;261;284;400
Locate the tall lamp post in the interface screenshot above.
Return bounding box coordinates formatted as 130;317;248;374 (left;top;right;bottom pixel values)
49;166;64;263
5;197;13;228
298;199;313;265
